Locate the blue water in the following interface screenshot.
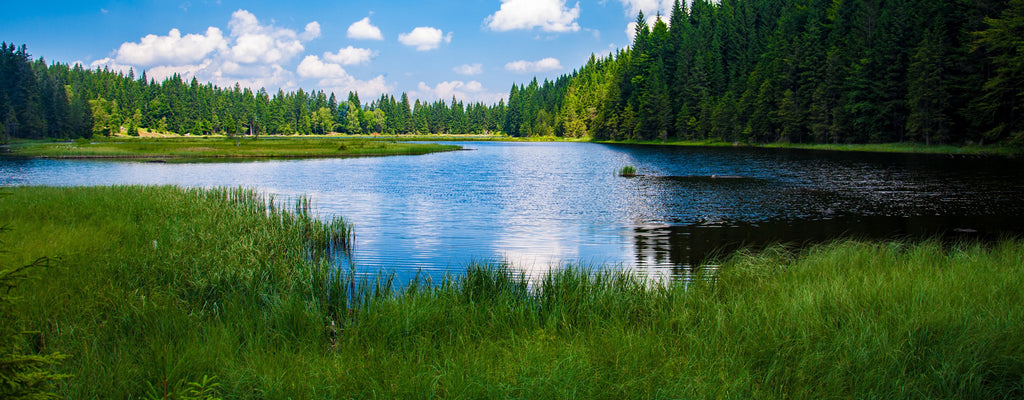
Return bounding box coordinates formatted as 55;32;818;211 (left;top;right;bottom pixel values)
3;141;1024;282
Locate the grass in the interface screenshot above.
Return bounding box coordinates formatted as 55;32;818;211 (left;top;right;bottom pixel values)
2;186;1023;398
594;138;1024;156
336;133;594;143
619;165;637;177
2;136;461;160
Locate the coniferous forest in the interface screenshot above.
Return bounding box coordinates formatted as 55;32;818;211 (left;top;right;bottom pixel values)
0;43;507;139
3;0;1023;145
520;0;1024;145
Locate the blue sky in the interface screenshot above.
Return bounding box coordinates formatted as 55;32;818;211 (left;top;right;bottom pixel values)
2;0;676;104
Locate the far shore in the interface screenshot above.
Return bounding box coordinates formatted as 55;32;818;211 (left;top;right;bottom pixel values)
4;133;1018;158
1;136;461;160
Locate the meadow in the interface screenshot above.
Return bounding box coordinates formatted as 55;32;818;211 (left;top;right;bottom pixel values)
1;186;1022;398
2;137;461;160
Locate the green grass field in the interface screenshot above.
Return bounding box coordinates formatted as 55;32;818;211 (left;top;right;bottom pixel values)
2;186;1022;398
3;137;461;160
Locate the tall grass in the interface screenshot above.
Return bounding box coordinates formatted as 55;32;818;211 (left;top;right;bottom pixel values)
2;186;1022;398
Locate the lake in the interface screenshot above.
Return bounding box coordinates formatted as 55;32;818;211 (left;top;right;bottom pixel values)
3;141;1023;283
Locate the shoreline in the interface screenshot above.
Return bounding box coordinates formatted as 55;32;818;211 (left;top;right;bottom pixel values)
2;137;462;160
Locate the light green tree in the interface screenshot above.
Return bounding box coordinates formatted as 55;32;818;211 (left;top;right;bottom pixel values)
344;103;362;135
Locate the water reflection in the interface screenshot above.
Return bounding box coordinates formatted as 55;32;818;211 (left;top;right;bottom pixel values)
3;142;1024;285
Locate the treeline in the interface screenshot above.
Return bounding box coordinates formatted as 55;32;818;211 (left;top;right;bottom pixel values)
0;43;92;139
1;43;507;139
5;0;1022;143
509;0;1024;145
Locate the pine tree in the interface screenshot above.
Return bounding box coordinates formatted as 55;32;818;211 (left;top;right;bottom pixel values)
906;19;950;145
974;0;1024;143
0;256;70;399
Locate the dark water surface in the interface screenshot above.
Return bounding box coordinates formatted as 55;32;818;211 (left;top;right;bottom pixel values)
3;142;1023;281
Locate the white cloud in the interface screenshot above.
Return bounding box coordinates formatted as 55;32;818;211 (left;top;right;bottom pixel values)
228;9;261;36
625;12;668;43
505;57;563;73
626;21;638;42
414;81;506;104
322;75;391;99
618;0;674;17
297;55;348;79
398;27;452;51
225;10;307;65
485;0;581;32
301;21;321;41
297;56;391;98
453;63;483;75
114;27;227;66
347;17;384;40
103;9;318;92
324;46;376;66
86;58;136;75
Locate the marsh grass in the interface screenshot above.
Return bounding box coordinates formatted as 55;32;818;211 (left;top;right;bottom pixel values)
2;186;1022;398
619;165;637;177
5;137;460;159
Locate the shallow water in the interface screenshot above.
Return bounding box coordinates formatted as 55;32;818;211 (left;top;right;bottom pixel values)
3;141;1023;282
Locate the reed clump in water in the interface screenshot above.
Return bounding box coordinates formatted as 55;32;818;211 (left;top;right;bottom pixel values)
619;165;637;177
2;185;1022;398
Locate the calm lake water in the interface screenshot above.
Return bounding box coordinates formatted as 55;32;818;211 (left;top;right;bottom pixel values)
3;141;1024;282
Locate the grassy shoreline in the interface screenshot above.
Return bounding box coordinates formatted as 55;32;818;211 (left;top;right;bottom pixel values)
1;136;461;160
3;186;1022;398
5;134;1017;157
594;138;1023;156
352;134;1022;156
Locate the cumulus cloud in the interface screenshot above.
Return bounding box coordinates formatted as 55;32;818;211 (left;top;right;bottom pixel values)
618;0;674;17
625;13;668;42
414;81;506;104
398;27;452;51
453;63;483;75
485;0;581;32
297;55;348;79
226;10;308;65
324;46;376;66
85;58;137;75
102;9;319;92
505;57;563;73
297;55;391;98
626;21;638;42
301;21;321;41
347;17;384;40
114;27;227;66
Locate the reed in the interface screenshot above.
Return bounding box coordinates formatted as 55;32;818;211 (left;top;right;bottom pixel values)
618;165;637;177
2;186;1022;398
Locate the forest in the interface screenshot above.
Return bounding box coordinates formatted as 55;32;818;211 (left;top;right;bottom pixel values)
527;0;1024;145
2;0;1023;145
0;43;507;139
